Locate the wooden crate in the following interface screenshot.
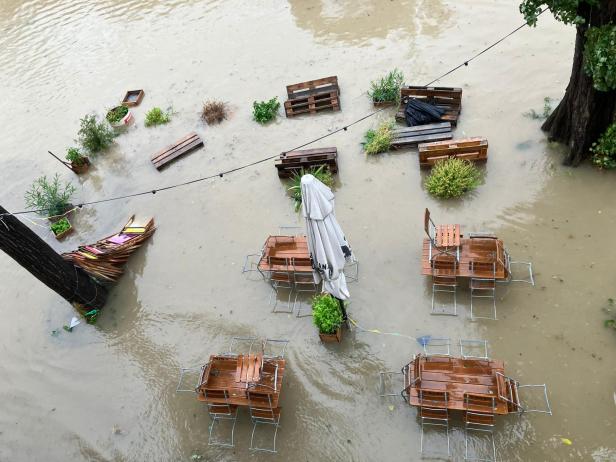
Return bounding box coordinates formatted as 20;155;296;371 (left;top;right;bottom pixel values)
284;76;340;117
275;147;338;178
418;137;488;168
390;122;453;150
396;86;462;126
121;89;145;107
151;132;204;170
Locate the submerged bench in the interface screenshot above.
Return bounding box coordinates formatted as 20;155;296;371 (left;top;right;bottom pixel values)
275;147;338;178
151;132;204;170
418;137;488;168
390;122;453;150
284;76;340;117
396;86;462;126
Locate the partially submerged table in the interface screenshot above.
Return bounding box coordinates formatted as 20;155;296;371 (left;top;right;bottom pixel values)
257;235;312;274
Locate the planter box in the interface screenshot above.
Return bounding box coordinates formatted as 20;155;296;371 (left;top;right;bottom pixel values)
121;89;145;107
319;327;342;343
373;99;396;108
47;204;74;223
52;221;73;240
71;157;91;174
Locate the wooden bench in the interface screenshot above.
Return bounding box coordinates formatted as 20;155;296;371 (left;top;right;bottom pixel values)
390;122;453;150
418;137;488;168
151;132;204;170
396;86;462;126
236;354;263;384
275;147;338;178
284;76;340;117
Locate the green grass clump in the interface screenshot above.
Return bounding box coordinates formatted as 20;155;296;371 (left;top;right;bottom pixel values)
253;97;280;124
50;217;71;235
288;165;334;212
425;158;482;199
523;97;553;120
77;114;115;154
65;147;86;165
368;68;404;103
591;121;616;169
312;293;343;334
363;120;394;154
145;107;172;127
24;174;76;216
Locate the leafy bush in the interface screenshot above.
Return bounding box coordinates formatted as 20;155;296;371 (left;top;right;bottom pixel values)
201;100;227;124
368;68;404;103
65;147;86;165
50;217;71;235
25;174;76;216
145;107;172;127
590;121;616;169
425;158;482;199
363;120;394;154
77;114;115;154
523;97;553;120
288;165;334;212
584;25;616;92
312;293;343;334
253;97;280;124
106;105;129;124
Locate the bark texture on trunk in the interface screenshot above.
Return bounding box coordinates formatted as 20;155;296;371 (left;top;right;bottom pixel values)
0;206;108;309
542;1;616;166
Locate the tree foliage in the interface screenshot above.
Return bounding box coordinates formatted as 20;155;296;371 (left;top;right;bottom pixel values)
520;0;598;26
584;25;616;91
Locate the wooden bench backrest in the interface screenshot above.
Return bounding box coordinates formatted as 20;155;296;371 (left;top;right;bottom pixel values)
400;86;462;109
287;76;338;97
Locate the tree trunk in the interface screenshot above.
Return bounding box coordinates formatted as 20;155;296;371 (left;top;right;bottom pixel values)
542;1;616;166
0;206;108;309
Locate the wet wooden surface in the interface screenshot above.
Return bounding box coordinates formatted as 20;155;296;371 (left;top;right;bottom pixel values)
258;235;312;272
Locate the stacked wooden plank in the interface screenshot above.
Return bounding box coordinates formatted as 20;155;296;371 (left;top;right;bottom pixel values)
62;216;156;283
275;147;338;178
390;122;453;150
396;86;462;126
284;76;340;117
418;137;488;168
151;132;203;170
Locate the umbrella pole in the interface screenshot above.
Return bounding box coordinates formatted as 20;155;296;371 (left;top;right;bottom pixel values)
335;297;349;328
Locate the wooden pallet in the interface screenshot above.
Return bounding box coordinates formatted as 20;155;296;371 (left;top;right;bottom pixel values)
390;122;453;150
151;132;203;170
275;147;338;178
285;76;340;117
396;86;462;126
418;137;488;167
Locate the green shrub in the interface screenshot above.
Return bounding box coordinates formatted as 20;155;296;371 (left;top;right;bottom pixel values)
77;114;115;154
50;217;71;235
523;97;553;120
584;25;616;92
590;122;616;169
253;97;280;124
312;293;343;334
25;174;76;216
368;68;404;103
145;107;172;127
288;165;334;212
65;147;86;165
363;120;394;154
106;105;129;124
425;158;482;199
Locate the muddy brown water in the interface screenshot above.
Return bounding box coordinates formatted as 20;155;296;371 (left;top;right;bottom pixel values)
1;1;615;461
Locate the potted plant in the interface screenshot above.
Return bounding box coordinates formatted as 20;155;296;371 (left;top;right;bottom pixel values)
50;217;73;240
368;69;404;107
65;147;90;174
24;174;76;220
312;293;343;343
106;105;133;130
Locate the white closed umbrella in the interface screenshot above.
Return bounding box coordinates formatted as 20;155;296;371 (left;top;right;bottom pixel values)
300;174;353;301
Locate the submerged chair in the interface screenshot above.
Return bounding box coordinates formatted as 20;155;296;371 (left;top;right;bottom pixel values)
248;389;281;453
205;391;239;448
470;260;497;320
293;271;318;317
431;256;458;316
268;257;294;313
419;389;450;458
464;393;497;461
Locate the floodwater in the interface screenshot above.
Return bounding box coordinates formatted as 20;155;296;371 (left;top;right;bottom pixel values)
0;0;615;460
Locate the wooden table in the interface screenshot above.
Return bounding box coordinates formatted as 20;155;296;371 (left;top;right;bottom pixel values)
257;235;312;273
196;355;285;408
405;355;511;415
421;237;508;280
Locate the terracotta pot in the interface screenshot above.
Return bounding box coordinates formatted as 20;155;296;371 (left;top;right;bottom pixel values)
319;327;342;343
52;220;73;240
71;157;90;174
108;106;134;130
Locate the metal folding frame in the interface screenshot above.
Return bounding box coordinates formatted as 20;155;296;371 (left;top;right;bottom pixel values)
459;339;489;360
431;261;458;316
293;270;318;317
344;257;359;283
419;389;450;458
262;338;289;360
470;261;497;321
422;337;451;356
515;384;553;415
242;252;265;279
206;392;238;448
269;265;294;314
378;371;405;398
176;365;205;393
464;426;497;462
226;336;258;356
277;225;303;236
247;388;281;453
463;391;497;461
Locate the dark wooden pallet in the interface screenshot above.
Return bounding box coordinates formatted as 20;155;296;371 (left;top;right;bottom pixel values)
395;86;462;126
285;76;340;117
418;137;488;168
390;122;453;150
275;147;338;178
151;132;203;170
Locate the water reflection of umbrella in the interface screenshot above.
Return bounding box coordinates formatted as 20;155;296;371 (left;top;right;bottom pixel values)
300;174;353;301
